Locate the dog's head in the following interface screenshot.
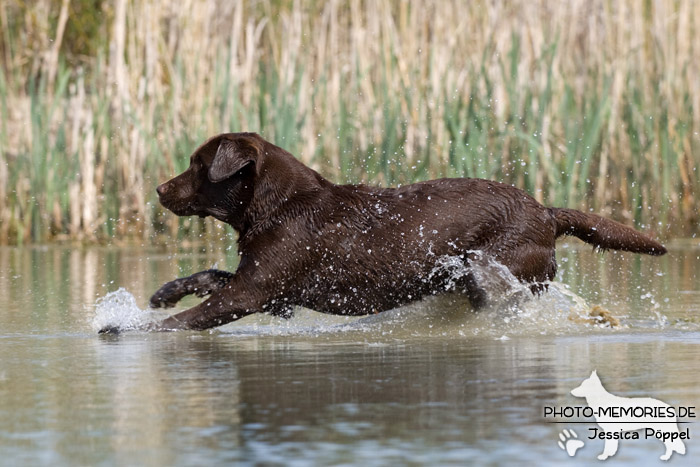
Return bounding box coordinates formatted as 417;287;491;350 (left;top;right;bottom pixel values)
156;133;263;227
570;370;603;398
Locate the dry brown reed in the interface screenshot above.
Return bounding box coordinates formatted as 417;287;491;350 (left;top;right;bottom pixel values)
0;0;698;244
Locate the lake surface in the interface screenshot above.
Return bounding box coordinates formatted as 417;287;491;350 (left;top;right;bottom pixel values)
0;241;699;466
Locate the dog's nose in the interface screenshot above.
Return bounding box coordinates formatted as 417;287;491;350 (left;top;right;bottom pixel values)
156;183;167;196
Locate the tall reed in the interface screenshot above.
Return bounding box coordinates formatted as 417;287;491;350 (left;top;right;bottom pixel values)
0;0;698;244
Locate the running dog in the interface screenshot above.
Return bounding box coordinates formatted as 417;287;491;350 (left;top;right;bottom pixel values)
100;132;666;332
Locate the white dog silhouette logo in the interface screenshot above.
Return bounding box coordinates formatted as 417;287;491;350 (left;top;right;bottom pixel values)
570;370;687;461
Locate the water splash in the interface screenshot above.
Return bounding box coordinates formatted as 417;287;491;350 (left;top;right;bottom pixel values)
221;254;612;339
91;288;157;333
91;255;669;337
218;282;599;340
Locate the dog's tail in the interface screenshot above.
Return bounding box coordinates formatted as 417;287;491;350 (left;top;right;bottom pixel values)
550;208;666;256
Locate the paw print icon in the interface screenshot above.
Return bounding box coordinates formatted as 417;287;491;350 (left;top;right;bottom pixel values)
558;428;585;457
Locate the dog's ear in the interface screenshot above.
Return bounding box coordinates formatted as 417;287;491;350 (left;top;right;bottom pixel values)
208;138;259;183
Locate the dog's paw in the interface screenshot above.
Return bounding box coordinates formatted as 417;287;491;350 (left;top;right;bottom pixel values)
149;296;176;309
98;325;121;335
557;429;584;457
149;281;187;308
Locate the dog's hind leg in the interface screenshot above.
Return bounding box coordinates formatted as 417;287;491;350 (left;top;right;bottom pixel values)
149;269;235;308
461;272;489;309
448;262;488;309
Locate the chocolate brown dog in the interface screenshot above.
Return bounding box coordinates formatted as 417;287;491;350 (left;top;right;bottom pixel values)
102;132;666;332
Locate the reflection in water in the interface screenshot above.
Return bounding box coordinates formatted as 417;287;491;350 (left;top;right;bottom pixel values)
93;336;241;465
0;243;699;465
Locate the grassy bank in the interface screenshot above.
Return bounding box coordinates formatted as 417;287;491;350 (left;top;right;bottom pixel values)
1;0;698;244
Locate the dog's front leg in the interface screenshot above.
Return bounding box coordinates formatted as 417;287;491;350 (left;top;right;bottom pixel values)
153;297;259;331
152;278;265;331
98;278;262;334
149;269;235;308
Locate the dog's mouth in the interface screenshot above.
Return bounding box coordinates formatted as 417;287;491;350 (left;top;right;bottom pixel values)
159;197;200;217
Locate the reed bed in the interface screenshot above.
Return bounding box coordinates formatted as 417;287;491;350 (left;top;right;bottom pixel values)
0;0;698;244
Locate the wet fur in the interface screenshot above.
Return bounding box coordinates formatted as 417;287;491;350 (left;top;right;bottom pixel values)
103;132;665;332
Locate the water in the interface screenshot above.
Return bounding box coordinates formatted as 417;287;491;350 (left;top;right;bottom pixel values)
1;242;699;465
